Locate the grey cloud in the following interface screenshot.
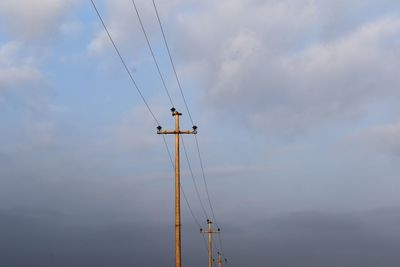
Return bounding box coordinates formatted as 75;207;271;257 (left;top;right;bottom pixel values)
1;209;400;266
0;66;44;92
0;42;46;93
88;0;179;58
227;209;400;266
171;1;400;136
0;0;78;42
344;122;400;157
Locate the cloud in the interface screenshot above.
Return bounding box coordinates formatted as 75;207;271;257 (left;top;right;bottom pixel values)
1;208;400;267
0;0;78;41
88;0;150;56
87;0;188;59
170;1;400;136
113;105;160;151
59;21;83;38
0;41;58;151
0;41;47;102
345;122;400;157
0;66;44;92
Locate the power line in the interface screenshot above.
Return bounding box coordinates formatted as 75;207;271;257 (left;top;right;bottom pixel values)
162;123;208;253
130;0;210;229
151;0;219;226
181;136;209;220
162;135;202;228
194;135;227;264
91;0;207;254
130;0;175;108
151;0;194;126
194;135;218;225
92;0;228;263
90;0;159;126
151;1;228;264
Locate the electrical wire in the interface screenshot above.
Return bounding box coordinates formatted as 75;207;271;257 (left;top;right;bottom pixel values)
194;135;218;225
181;135;209;220
91;0;207;253
151;0;194;125
151;0;219;226
151;0;228;264
162;135;202;228
130;0;175;108
90;0;159;126
92;0;228;263
162;135;208;252
130;0;209;226
194;135;228;265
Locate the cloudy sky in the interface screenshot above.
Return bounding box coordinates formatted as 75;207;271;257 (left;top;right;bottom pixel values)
1;0;400;266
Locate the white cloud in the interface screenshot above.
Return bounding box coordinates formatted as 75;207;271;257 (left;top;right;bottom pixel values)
59;20;82;38
0;66;44;92
113;104;164;152
0;42;45;92
87;0;187;57
88;0;147;56
168;1;400;135
0;0;78;41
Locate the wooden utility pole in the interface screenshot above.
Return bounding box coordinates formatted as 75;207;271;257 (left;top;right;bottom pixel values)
217;252;222;267
157;108;197;267
201;219;220;267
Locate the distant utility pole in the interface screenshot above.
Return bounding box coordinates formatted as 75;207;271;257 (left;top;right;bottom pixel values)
201;219;220;267
157;108;197;267
217;252;222;267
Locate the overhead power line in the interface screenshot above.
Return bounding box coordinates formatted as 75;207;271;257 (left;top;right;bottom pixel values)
130;0;175;108
151;0;194;125
151;0;219;226
181;135;209;220
129;0;209;223
151;1;228;264
90;0;159;126
162;135;208;252
162;135;202;229
91;0;228;264
90;0;206;252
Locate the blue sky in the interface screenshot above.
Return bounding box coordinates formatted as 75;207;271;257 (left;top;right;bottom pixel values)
1;0;400;266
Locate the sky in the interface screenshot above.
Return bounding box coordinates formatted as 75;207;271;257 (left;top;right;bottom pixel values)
1;0;400;266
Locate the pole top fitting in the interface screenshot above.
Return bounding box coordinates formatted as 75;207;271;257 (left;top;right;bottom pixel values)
156;125;162;131
170;107;182;116
172;111;182;116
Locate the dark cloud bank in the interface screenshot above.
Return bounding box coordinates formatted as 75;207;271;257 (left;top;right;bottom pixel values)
1;208;400;267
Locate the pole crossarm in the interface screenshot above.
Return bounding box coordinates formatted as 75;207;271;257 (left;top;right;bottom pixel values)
158;130;196;135
156;108;197;267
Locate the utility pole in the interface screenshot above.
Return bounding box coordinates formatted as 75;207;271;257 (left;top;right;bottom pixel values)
157;108;197;267
217;252;222;267
201;219;220;267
